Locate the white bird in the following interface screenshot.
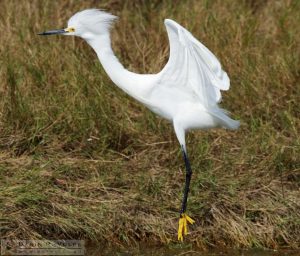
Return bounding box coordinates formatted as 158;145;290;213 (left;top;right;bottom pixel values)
39;9;240;241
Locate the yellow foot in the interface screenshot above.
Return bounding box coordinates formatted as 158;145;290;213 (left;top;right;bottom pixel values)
177;213;195;241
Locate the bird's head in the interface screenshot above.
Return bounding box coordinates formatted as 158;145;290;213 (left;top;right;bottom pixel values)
38;9;117;40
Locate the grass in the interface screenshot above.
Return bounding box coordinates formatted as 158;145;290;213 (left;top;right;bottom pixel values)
0;0;299;250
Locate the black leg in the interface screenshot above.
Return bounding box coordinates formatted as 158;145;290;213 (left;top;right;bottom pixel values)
180;146;192;215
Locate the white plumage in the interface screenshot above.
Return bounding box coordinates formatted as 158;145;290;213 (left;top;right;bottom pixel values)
39;9;240;241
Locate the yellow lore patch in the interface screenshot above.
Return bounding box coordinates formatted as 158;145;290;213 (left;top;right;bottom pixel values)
66;27;75;32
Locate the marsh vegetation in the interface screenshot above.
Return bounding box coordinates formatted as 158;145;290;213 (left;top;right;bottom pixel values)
0;0;299;249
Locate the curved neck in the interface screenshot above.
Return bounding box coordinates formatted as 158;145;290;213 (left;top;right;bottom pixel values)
86;33;141;99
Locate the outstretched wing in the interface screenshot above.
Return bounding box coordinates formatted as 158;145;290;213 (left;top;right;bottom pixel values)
157;19;230;107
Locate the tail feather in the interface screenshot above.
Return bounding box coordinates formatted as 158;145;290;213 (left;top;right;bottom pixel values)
209;108;240;130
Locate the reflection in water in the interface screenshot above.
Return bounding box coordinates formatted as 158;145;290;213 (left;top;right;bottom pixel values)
86;244;300;256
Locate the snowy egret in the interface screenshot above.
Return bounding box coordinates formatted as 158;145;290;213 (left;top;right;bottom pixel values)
39;9;239;241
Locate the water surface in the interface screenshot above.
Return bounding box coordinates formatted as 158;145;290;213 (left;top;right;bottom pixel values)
87;244;300;256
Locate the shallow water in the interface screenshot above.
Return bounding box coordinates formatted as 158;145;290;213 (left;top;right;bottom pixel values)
86;245;300;256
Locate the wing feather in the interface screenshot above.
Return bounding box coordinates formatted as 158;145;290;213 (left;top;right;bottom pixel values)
157;19;230;107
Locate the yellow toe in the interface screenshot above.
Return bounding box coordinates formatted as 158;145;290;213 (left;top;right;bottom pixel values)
177;213;195;241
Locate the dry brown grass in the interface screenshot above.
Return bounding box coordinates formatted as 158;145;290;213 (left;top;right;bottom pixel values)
0;0;299;250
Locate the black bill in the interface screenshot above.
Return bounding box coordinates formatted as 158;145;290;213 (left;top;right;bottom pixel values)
38;29;67;36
